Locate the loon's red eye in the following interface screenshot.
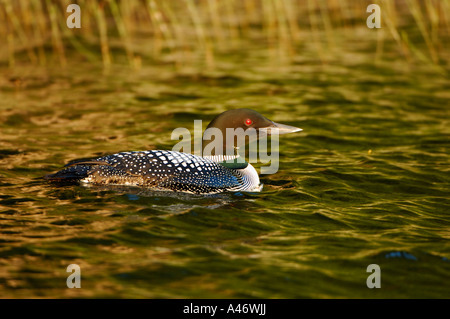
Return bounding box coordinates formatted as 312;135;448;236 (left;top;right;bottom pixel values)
245;118;253;126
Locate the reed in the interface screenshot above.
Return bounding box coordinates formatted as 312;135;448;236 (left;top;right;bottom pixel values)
146;0;166;57
207;0;224;49
159;1;188;68
307;0;326;63
185;0;214;69
4;0;37;64
29;0;47;66
109;0;135;68
93;1;111;68
46;0;67;67
0;0;448;72
406;0;438;64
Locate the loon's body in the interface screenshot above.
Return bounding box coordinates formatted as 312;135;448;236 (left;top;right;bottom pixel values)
45;109;301;194
52;150;261;194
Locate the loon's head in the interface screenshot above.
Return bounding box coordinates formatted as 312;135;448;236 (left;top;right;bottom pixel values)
202;108;302;156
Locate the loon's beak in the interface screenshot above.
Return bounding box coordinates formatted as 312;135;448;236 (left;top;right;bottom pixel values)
268;122;302;135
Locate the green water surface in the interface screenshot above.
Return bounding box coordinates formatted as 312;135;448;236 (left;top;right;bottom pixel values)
0;41;449;298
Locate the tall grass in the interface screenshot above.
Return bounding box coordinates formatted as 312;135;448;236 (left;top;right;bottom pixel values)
0;0;449;72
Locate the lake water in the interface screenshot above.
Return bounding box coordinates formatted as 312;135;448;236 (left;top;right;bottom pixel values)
1;27;449;298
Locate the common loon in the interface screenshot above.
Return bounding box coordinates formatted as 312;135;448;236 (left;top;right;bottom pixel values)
45;109;301;194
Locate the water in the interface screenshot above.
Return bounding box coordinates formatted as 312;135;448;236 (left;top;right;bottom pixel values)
1;46;449;298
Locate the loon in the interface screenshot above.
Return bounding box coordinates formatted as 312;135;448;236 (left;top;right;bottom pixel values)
45;109;301;194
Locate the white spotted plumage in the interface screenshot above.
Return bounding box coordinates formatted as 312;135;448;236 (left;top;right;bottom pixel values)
74;150;261;194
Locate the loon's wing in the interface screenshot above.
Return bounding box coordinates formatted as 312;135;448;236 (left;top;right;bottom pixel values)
46;150;244;194
91;150;244;193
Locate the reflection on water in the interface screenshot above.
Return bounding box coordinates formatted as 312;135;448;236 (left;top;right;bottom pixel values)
80;184;239;213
